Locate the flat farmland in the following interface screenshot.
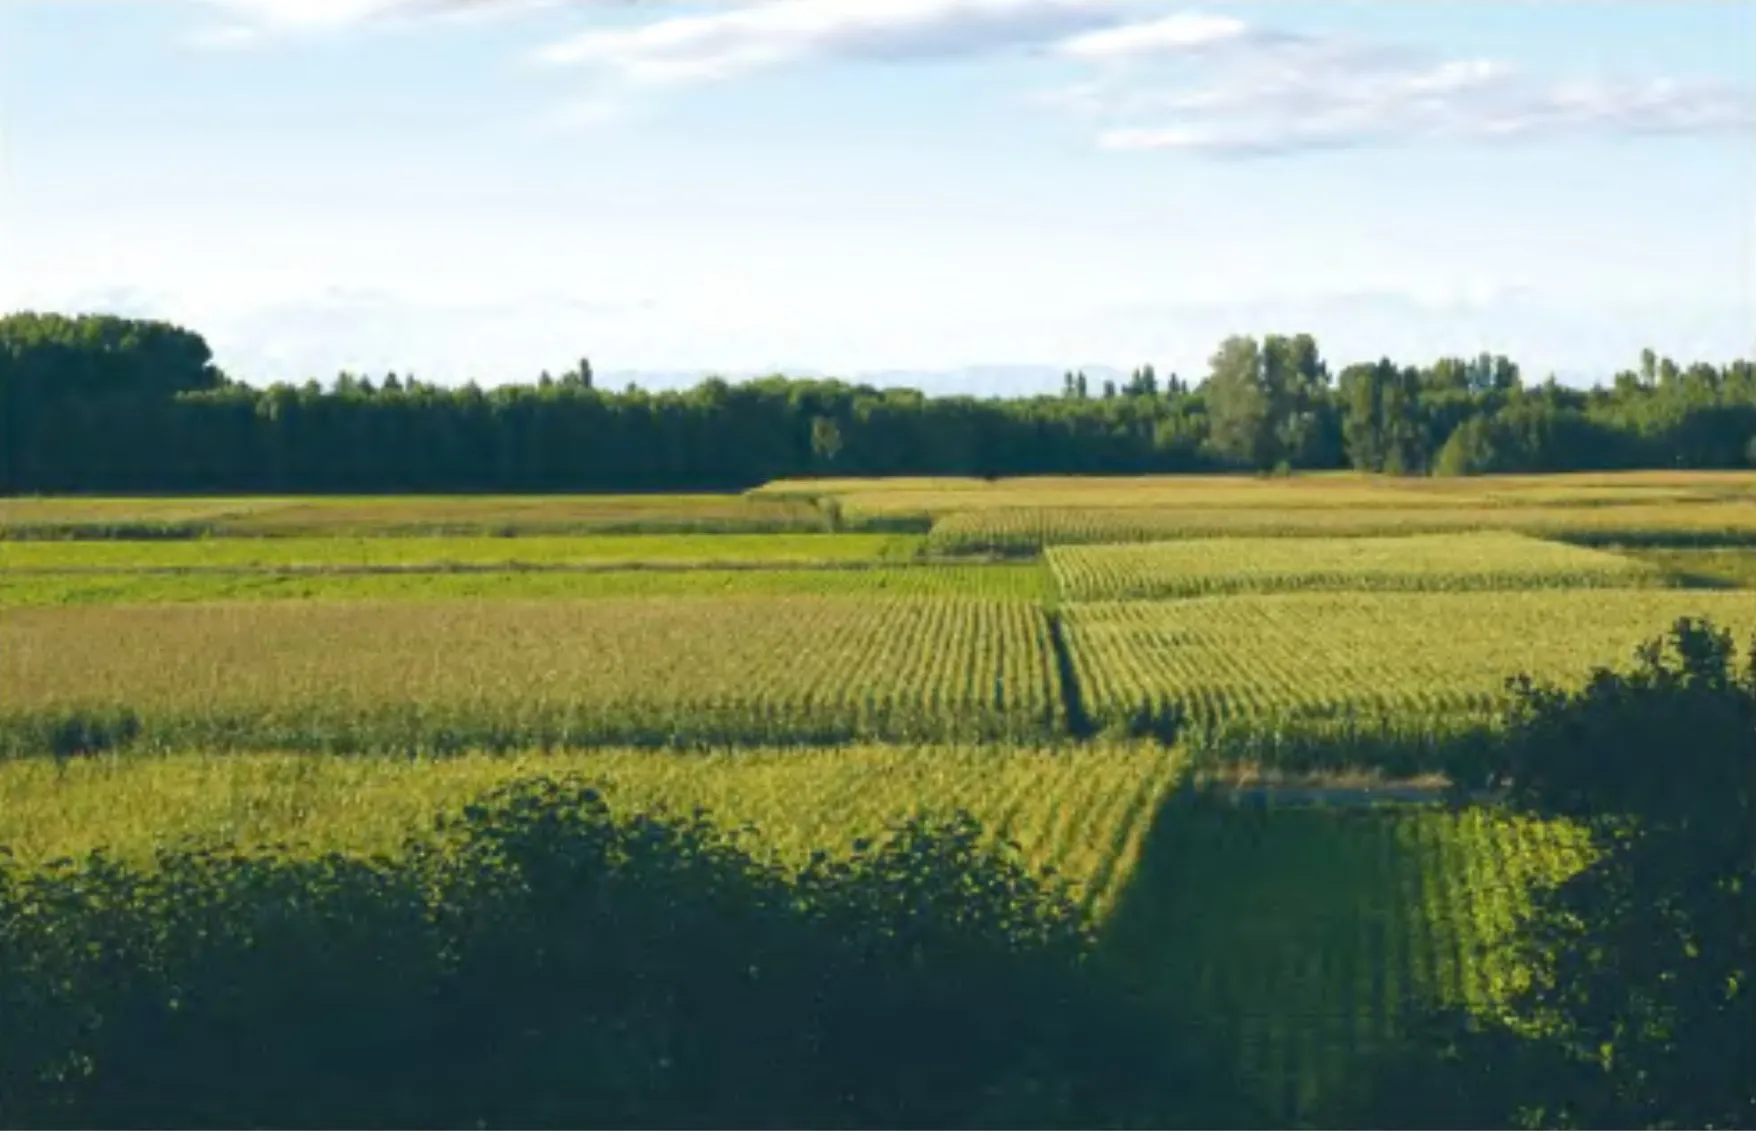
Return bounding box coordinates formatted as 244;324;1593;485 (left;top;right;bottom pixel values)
0;561;1053;606
1104;802;1590;1123
761;469;1756;522
0;532;923;571
0;597;1065;754
1062;590;1756;759
0;492;839;538
925;500;1756;553
0;744;1182;917
5;471;1754;1128
1048;532;1662;600
0;744;1588;1122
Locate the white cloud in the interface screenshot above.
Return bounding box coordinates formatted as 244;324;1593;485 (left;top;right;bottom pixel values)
182;0;1756;154
1052;15;1756;156
1055;13;1254;60
188;0;564;45
536;0;1150;85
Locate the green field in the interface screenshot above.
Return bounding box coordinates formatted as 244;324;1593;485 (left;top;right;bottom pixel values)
3;470;1750;1123
1063;589;1756;740
0;744;1179;916
0;492;854;538
1047;532;1662;600
762;469;1756;518
0;597;1065;753
0;531;923;569
0;561;1053;606
925;500;1756;554
1104;800;1590;1122
0;744;1587;1120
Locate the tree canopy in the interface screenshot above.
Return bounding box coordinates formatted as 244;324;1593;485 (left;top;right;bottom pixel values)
2;311;1752;493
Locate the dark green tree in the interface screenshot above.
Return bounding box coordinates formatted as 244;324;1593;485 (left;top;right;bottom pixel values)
1369;620;1756;1129
810;415;844;467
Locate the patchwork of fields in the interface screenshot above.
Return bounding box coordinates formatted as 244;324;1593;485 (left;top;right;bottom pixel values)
3;470;1752;1119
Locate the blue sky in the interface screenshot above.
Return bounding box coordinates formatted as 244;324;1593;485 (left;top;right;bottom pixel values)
5;1;1753;392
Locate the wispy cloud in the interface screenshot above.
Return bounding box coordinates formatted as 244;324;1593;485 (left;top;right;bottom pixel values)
188;0;563;46
1056;12;1272;60
1047;12;1755;156
534;0;1149;85
184;0;1756;153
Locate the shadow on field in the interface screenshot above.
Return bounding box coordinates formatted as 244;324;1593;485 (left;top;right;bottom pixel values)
1093;782;1467;1128
0;776;1255;1130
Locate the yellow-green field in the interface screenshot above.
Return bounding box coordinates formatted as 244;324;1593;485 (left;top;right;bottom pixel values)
0;492;844;537
1064;589;1756;735
0;531;923;569
1104;800;1590;1122
0;744;1588;1121
762;469;1756;520
4;470;1751;1124
0;561;1054;607
1047;532;1662;600
924;500;1756;553
0;597;1065;753
0;745;1177;915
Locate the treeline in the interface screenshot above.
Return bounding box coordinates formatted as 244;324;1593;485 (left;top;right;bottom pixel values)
3;312;1753;493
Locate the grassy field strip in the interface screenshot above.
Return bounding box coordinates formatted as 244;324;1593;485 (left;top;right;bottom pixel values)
0;562;1056;607
0;532;924;570
1047;533;1665;600
0;493;841;538
927;501;1756;553
1101;803;1591;1123
0;498;296;524
755;471;1756;519
0;597;1067;753
0;745;1183;915
1063;589;1756;737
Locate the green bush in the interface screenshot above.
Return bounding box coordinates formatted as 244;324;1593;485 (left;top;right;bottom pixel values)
0;776;1246;1129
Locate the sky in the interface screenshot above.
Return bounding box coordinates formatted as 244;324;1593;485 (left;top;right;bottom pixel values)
3;1;1754;393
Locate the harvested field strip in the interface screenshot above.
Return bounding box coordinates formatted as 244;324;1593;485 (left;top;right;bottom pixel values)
758;470;1756;520
1047;533;1664;600
0;745;1182;916
0;533;923;570
0;563;1055;606
0;494;841;538
0;597;1067;754
927;502;1756;553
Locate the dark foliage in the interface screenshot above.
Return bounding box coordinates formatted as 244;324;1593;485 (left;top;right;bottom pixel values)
0;777;1249;1129
1356;619;1756;1130
2;313;1752;492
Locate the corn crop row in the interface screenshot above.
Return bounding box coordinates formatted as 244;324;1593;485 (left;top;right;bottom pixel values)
1047;533;1662;601
1062;590;1756;772
1116;803;1591;1122
0;597;1065;756
926;502;1756;554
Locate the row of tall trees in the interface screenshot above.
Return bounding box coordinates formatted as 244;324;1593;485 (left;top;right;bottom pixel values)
3;312;1753;493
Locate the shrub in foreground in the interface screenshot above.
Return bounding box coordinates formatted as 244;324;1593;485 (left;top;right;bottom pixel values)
1354;618;1756;1130
0;776;1246;1129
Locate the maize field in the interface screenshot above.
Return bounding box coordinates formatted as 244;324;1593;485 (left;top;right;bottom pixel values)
1046;532;1662;600
0;597;1066;755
